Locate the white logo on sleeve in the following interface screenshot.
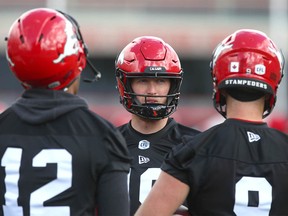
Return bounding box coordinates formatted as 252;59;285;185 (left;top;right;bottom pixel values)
247;131;261;142
139;156;150;164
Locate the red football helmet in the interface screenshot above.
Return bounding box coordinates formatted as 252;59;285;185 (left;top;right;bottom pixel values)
115;36;183;119
5;8;87;90
210;29;284;118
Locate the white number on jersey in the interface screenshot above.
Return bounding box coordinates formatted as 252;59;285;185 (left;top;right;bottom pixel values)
1;147;72;216
234;176;272;216
139;168;161;203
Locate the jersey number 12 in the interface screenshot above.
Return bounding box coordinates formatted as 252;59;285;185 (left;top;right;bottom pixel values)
1;147;72;216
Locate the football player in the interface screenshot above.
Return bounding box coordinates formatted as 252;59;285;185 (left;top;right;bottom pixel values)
0;8;131;216
115;36;200;215
135;29;288;215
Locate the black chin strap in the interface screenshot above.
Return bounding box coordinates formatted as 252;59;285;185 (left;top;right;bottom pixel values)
83;58;102;83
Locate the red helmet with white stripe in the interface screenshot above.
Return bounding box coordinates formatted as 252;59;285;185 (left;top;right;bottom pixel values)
115;36;183;119
6;8;87;90
210;29;284;118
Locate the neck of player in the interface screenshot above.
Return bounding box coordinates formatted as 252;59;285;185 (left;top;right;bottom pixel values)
226;95;265;122
131;115;169;134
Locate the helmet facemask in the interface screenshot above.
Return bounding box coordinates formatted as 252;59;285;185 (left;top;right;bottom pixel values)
117;69;183;120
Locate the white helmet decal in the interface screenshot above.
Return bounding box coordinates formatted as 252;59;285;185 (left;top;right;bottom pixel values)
53;19;80;64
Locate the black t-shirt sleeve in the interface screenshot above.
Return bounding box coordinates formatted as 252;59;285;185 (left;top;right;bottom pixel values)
103;128;132;172
96;171;130;216
161;142;193;185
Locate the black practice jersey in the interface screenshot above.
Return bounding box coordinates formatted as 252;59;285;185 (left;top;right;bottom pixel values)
162;118;288;215
118;118;200;215
0;89;131;216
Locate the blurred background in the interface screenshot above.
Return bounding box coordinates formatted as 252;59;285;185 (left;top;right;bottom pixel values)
0;0;287;131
